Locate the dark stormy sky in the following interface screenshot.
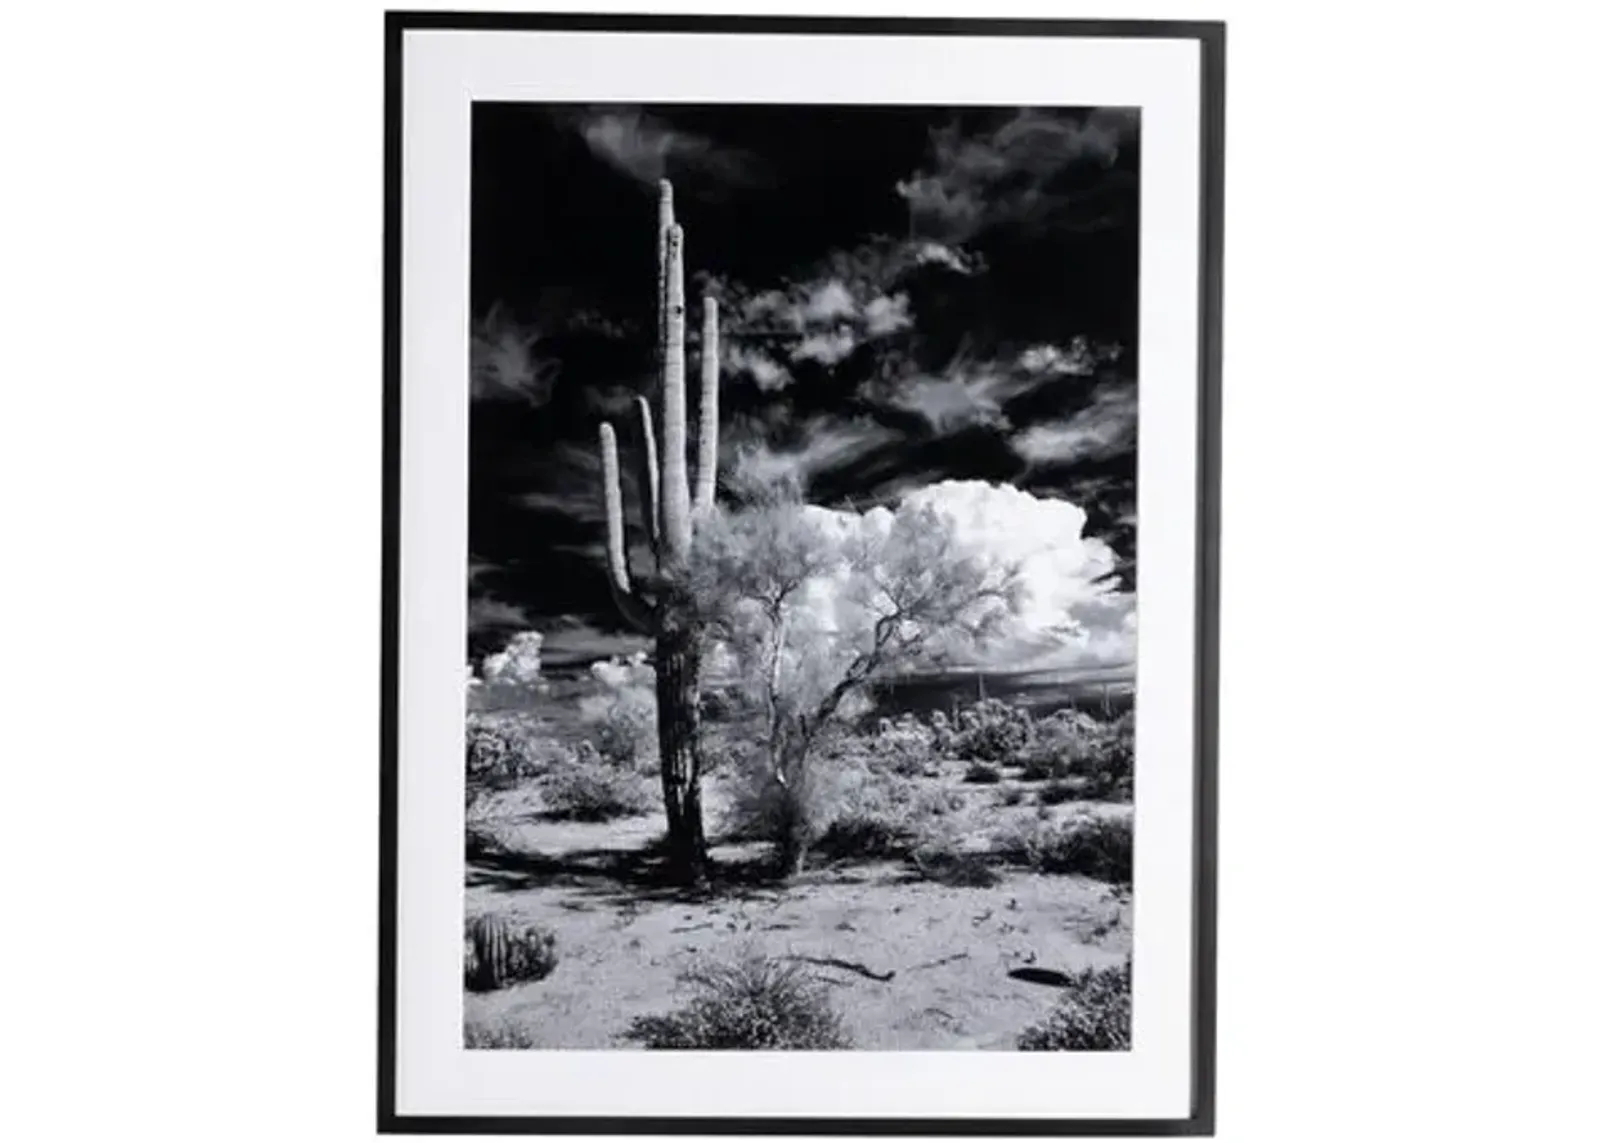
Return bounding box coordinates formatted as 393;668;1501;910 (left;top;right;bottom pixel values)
468;102;1140;670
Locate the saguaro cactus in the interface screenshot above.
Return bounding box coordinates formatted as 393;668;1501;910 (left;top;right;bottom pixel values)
597;179;719;884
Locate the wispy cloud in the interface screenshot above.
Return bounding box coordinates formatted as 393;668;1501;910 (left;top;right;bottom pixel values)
716;274;915;389
469;595;533;635
725;342;793;392
514;443;612;523
470;306;558;404
705;231;988;391
897;108;1137;243
723;414;896;496
564;309;634;339
574;108;762;187
877;363;1027;434
912;241;983;275
1018;338;1117;375
868;339;1110;435
1011;380;1138;466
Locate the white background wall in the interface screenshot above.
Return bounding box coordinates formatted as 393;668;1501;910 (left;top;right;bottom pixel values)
2;1;1596;1140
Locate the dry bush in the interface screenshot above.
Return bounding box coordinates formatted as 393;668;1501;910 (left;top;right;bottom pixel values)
1076;711;1134;801
540;746;654;822
910;783;967;818
720;722;982;869
955;698;1035;761
964;761;1003;784
1016;962;1132;1050
466;712;561;793
577;687;657;770
577;654;659;770
812;812;916;861
720;735;917;869
624;953;851;1050
995;811;1133;885
463;1012;541;1049
1015;709;1134;801
1018;751;1072;782
909;840;1002;887
872;713;938;776
1038;776;1082;805
1016;709;1098;779
718;748;841;863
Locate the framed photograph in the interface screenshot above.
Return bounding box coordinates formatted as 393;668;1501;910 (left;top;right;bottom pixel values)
381;10;1223;1135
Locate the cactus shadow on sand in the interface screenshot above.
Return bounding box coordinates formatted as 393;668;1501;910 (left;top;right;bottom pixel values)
466;837;786;906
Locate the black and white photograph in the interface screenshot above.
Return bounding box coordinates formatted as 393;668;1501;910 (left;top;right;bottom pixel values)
463;97;1144;1052
384;13;1220;1132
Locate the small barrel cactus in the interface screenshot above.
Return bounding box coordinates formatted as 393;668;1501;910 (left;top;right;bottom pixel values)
464;913;558;992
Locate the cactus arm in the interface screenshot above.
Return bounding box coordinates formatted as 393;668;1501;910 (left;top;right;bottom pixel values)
694;295;719;516
633;395;661;556
656;179;673;392
598;422;653;633
657;180;674;286
659;222;692;564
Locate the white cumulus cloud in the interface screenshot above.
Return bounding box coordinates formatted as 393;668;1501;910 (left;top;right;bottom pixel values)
785;480;1133;672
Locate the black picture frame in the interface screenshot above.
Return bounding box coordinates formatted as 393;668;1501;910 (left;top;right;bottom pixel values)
381;9;1223;1135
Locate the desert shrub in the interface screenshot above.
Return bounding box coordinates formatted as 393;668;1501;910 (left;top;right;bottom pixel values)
909;840;1002;887
1018;751;1071;782
578;654;659;769
808;760;957;862
1016;962;1132;1051
464;820;499;859
812;812;916;861
873;714;937;776
625;953;851;1050
1075;712;1134;801
927;709;959;754
464;913;558;992
1038;777;1082;806
1013;710;1134;800
466;714;571;831
720;738;910;870
698;725;757;779
698;683;742;725
719;755;833;866
956;698;1035;762
463;1012;541;1049
1015;709;1095;779
540;750;653;822
996;811;1133;885
964;761;1003;784
577;686;657;769
911;784;967;818
466;712;559;790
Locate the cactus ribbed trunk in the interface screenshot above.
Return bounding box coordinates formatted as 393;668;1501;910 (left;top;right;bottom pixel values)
655;620;707;881
596;178;718;887
695;297;719;514
659;223;691;565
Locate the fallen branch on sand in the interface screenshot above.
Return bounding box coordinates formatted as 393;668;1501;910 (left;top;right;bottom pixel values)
785;955;896;982
905;952;971;973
